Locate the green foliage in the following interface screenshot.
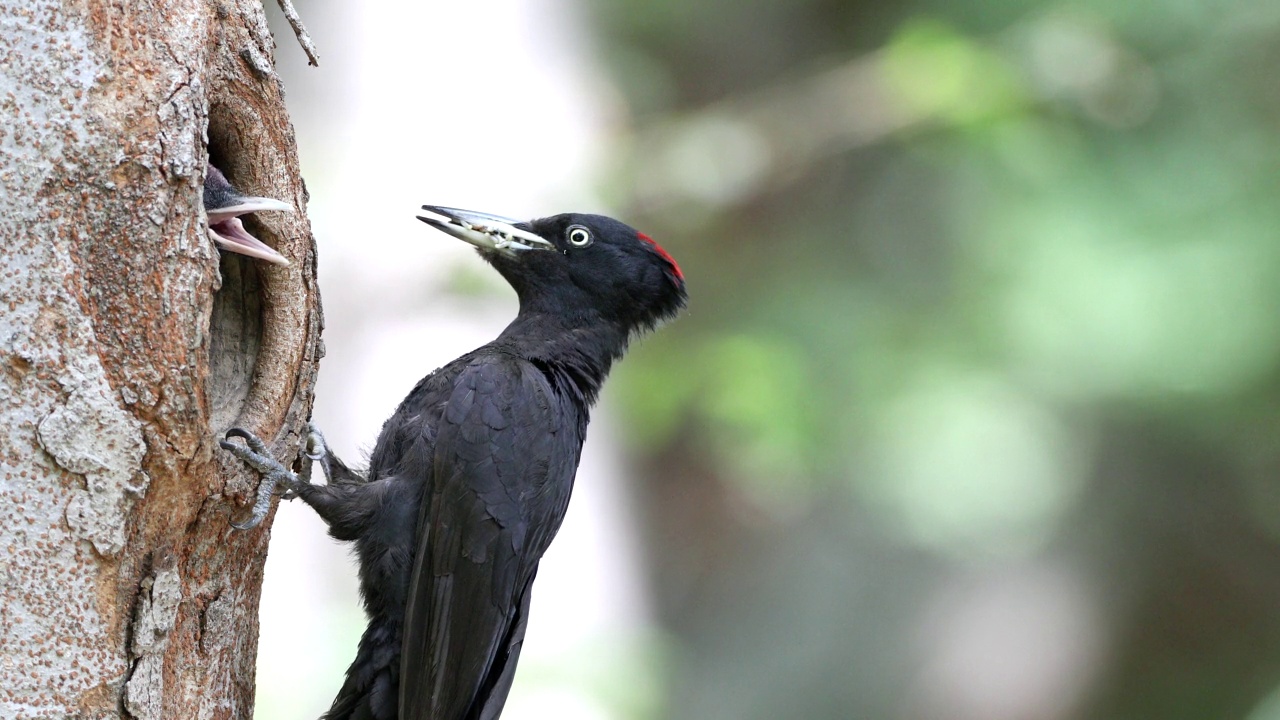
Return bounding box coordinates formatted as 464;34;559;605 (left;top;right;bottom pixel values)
883;18;1028;125
618;331;824;502
614;1;1280;500
597;0;1280;715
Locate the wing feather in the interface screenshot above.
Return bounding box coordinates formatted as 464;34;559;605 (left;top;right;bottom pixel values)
399;358;578;720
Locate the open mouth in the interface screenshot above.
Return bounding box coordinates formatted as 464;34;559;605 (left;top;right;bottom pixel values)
207;198;293;266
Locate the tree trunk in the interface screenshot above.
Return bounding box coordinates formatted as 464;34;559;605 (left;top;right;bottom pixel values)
0;1;320;717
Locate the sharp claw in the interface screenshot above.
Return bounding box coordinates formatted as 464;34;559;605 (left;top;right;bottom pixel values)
230;509;267;531
225;427;268;454
218;439;252;455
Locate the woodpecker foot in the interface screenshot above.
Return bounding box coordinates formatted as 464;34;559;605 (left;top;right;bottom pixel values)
302;422;332;483
220;427;310;530
300;422;370;487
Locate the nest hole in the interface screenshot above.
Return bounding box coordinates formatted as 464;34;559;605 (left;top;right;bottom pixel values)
208;253;262;432
205;126;263;432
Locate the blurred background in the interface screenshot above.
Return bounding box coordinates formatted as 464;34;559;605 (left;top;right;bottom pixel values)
255;0;1280;718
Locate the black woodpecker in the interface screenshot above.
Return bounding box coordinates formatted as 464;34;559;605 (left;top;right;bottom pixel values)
221;206;687;720
204;163;292;265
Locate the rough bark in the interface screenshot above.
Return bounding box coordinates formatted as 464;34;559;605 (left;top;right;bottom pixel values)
0;1;319;717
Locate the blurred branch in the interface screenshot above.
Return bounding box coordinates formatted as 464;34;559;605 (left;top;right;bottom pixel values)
629;51;924;211
724;52;918;169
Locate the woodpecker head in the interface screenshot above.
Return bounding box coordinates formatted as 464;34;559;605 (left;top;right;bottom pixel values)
204;164;292;266
418;206;687;335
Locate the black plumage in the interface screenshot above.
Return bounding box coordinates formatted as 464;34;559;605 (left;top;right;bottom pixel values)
221;206;686;720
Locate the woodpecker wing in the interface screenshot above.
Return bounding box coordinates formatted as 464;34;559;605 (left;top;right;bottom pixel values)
400;357;580;720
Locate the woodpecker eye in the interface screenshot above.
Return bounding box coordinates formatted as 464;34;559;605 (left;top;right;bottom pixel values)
566;226;592;248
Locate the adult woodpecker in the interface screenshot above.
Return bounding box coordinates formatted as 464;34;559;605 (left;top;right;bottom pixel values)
221;206;686;720
204;163;292;265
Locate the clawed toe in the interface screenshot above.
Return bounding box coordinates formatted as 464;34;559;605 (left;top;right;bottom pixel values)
224;427;269;454
219;436;283;476
220;427;308;530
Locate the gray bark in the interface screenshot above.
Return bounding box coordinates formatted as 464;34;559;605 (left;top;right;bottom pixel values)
0;1;320;717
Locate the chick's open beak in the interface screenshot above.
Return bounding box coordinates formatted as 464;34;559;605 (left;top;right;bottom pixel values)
205;164;292;266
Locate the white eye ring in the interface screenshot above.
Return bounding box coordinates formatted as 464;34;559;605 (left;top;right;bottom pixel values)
567;225;592;247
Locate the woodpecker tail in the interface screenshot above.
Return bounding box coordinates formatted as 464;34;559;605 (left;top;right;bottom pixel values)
322;620;400;720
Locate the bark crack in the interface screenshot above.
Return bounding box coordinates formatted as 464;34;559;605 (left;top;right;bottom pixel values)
122;565;182;720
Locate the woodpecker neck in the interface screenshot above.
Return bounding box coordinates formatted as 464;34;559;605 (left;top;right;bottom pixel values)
495;310;628;406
